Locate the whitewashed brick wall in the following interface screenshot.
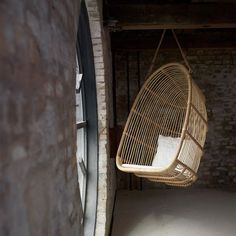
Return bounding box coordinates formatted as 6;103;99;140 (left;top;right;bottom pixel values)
85;0;116;235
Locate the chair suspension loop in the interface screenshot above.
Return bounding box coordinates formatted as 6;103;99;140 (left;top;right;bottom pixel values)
171;30;192;74
146;29;192;77
145;29;166;79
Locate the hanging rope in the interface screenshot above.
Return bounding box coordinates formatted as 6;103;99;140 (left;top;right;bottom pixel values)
145;29;166;79
145;29;192;78
171;30;192;73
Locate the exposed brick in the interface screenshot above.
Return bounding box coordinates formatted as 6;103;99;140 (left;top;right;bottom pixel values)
86;0;116;236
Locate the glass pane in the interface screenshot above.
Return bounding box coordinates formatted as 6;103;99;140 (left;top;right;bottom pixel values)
77;128;87;205
77;128;85;162
76;52;87;211
76;91;84;123
76;73;83;90
76;56;83;90
77;163;84;200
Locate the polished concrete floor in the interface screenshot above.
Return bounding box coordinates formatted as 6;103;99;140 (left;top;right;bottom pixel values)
111;189;236;236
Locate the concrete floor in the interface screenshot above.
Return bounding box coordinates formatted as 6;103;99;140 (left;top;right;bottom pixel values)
111;189;236;236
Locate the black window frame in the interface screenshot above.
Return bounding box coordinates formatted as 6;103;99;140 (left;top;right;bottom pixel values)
76;1;98;236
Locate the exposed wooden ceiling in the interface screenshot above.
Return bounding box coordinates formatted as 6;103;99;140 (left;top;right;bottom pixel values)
105;1;236;49
111;29;236;50
105;1;236;30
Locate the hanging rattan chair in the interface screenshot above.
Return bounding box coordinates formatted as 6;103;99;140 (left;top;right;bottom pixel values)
116;62;208;186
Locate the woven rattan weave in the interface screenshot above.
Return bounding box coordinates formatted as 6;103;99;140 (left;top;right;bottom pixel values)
116;63;207;186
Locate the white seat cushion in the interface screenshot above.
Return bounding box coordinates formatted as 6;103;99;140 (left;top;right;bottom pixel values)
152;135;181;168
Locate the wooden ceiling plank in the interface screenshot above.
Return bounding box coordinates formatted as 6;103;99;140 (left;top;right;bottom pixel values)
107;3;236;30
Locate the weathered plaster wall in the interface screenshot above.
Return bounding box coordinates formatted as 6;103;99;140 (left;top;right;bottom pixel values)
0;0;83;235
114;48;236;189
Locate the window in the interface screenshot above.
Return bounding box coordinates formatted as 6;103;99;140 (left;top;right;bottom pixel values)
76;1;98;236
76;55;87;210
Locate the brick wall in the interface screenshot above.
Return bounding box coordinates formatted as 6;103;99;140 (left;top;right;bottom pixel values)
0;0;84;235
86;0;116;235
114;48;236;189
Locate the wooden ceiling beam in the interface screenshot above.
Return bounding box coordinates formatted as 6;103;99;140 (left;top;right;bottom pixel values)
107;3;236;31
111;30;236;50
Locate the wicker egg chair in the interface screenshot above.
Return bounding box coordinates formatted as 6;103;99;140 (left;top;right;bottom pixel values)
116;62;208;186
